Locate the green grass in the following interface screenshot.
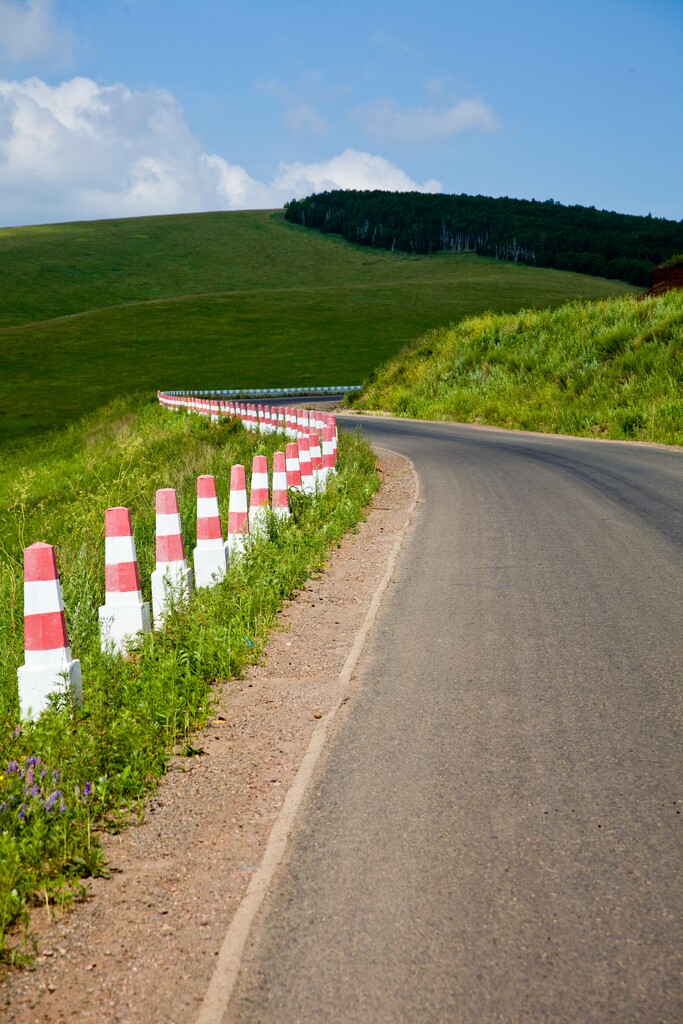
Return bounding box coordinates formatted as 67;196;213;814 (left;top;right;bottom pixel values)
351;291;683;445
0;210;636;443
0;398;379;957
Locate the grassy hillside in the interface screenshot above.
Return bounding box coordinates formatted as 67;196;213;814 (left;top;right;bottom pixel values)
0;210;636;442
351;291;683;445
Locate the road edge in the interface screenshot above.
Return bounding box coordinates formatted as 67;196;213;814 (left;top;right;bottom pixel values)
194;447;420;1024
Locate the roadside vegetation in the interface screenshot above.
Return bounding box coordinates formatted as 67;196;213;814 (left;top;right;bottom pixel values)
0;210;635;442
0;399;379;959
350;291;683;445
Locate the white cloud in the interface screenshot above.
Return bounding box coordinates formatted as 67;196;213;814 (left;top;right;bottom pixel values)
0;77;208;221
353;97;499;144
0;0;73;65
0;77;441;226
272;149;441;196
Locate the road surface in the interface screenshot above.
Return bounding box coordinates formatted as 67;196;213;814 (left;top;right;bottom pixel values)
227;416;682;1024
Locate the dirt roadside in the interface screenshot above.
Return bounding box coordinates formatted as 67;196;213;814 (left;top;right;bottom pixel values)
1;448;417;1024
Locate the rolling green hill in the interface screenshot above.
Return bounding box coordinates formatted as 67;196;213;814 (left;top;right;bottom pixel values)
0;209;637;442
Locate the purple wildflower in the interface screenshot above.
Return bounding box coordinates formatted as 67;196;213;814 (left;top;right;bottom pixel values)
25;768;34;786
26;756;40;767
13;724;21;739
44;790;62;812
31;784;40;798
83;781;93;798
7;761;19;774
40;767;48;780
59;803;67;814
0;803;7;813
18;803;27;821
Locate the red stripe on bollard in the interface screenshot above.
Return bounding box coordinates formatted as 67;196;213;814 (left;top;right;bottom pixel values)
105;561;141;594
24;611;69;652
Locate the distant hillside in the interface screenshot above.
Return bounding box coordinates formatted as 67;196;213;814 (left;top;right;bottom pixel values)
0;209;635;442
285;191;683;286
351;290;683;445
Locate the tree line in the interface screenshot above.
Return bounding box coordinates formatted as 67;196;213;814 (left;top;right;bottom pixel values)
284;191;683;286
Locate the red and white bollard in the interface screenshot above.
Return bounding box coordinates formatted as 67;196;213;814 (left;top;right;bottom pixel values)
98;507;151;655
228;464;250;559
329;414;339;458
309;432;324;492
17;542;82;719
151;488;194;627
322;424;337;481
193;475;229;588
297;435;315;495
249;455;270;536
285;442;302;491
272;452;290;520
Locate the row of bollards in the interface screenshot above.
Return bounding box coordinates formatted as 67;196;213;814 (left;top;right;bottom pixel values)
16;407;338;720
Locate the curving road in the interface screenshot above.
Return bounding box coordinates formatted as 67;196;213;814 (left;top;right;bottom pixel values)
228;416;683;1023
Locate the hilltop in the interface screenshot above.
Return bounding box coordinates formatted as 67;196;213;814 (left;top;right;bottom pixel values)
286;191;683;286
0;209;636;441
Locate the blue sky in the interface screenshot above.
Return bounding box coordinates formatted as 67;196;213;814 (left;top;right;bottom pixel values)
0;0;681;227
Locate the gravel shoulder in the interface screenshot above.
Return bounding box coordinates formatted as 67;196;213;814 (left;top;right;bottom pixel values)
1;449;417;1024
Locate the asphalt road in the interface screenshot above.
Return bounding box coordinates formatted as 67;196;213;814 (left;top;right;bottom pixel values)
228;417;682;1024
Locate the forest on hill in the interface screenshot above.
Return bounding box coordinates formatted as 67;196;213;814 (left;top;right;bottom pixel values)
284;191;683;286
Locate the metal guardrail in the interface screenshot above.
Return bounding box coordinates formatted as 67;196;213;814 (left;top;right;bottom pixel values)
165;386;361;399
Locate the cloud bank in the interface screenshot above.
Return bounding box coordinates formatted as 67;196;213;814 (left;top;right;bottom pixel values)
0;76;442;226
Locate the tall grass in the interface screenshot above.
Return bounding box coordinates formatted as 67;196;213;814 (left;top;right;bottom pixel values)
351;292;683;445
0;399;379;957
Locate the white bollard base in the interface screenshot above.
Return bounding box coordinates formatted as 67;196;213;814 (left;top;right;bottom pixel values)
151;565;194;628
98;601;151;655
18;658;83;720
193;543;229;589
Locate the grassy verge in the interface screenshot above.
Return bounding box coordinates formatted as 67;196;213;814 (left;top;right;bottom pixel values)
350;291;683;445
0;399;379;959
0;211;636;442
